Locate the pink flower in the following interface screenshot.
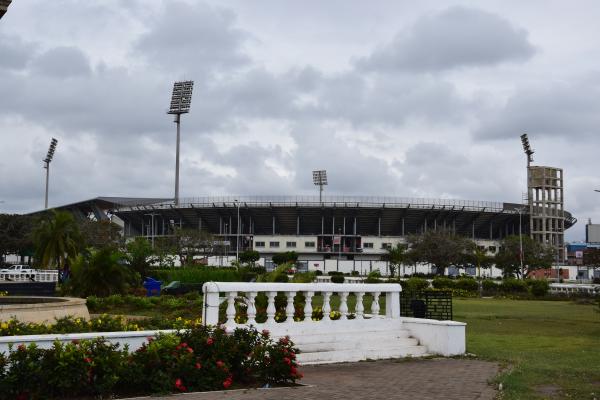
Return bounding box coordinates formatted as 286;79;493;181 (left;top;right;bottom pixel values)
84;357;92;363
17;344;26;351
261;329;270;337
206;338;214;345
175;378;186;392
195;362;202;369
223;375;233;389
216;360;225;369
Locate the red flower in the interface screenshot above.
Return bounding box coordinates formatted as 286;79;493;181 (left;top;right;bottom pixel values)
206;338;214;345
195;362;202;369
223;376;233;389
261;329;270;337
71;339;79;345
175;378;186;392
181;342;188;347
84;357;92;363
283;357;291;365
216;360;225;369
290;366;297;376
17;344;26;351
187;347;193;353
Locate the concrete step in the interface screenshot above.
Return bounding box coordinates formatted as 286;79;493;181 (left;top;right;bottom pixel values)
297;345;428;365
292;329;412;346
298;336;419;353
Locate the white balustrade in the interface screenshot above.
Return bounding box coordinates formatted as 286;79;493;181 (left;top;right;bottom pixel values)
0;271;59;282
202;282;402;330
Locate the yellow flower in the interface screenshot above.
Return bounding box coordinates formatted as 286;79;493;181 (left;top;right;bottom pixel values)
1;322;8;330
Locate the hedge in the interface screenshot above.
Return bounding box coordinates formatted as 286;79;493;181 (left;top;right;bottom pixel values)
0;326;301;399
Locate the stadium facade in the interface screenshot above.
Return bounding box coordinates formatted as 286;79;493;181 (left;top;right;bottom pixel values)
41;195;576;274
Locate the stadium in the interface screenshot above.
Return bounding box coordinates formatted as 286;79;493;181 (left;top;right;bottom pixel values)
43;193;576;275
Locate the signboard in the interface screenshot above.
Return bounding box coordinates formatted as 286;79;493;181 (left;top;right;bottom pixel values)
575;251;583;259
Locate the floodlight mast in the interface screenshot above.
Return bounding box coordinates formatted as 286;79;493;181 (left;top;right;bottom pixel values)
520;133;534;168
312;170;328;202
167;81;194;206
43;138;58;209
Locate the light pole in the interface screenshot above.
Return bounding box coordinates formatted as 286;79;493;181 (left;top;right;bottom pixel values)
43;138;58;209
144;213;157;249
312;170;328;202
167;81;194;206
234;199;240;262
516;206;526;278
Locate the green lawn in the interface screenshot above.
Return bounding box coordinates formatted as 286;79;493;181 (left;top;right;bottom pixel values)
454;298;600;399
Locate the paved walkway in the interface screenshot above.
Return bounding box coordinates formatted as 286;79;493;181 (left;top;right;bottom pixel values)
147;358;499;400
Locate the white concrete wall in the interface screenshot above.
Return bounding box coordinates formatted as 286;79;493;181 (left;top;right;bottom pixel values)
400;317;466;356
253;235;318;253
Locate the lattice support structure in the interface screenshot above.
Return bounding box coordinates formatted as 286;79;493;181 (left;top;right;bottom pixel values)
527;166;565;262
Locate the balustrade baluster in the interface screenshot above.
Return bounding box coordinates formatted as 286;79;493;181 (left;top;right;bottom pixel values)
371;291;381;318
246;291;257;326
286;291;296;323
266;291;277;324
303;291;314;322
340;292;349;320
322;291;332;321
355;292;365;319
225;291;237;328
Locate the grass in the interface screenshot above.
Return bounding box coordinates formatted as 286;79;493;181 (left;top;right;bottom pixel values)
454;298;600;399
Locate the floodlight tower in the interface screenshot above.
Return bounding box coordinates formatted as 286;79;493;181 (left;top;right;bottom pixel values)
312;170;328;202
167;81;194;206
43;138;58;209
520;133;534;167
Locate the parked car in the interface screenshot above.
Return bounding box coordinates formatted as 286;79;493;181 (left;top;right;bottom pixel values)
161;281;204;296
0;265;37;274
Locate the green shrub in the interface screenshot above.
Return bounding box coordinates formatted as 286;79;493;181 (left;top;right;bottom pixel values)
273;273;289;283
314;270;323;276
432;277;455;289
403;277;430;293
482;279;498;293
327;271;344;276
529;279;550;297
351;270;359;276
454;278;479;292
500;278;528;293
150;267;241;286
0;327;301;399
330;275;345;283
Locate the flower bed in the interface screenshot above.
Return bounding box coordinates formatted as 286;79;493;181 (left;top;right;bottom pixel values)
0;326;301;399
0;314;201;337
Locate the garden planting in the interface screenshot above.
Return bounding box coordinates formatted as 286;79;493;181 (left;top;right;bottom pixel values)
0;326;301;399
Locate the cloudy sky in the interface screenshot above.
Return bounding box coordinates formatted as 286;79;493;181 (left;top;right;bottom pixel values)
1;0;599;241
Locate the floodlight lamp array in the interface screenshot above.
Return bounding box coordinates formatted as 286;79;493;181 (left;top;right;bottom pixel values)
44;138;58;164
312;170;328;186
520;133;534;163
168;81;194;114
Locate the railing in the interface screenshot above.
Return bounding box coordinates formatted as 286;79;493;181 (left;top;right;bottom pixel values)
117;195;505;213
549;283;599;295
202;282;401;329
0;271;59;282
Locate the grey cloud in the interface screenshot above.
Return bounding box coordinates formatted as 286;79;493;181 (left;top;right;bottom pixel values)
357;6;535;72
0;34;36;70
474;74;600;140
134;1;250;74
31;46;92;78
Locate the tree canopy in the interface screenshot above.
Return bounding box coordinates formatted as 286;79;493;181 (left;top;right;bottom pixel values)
407;230;473;275
32;210;83;269
494;235;554;278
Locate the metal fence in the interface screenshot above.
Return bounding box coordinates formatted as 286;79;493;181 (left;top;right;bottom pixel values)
400;290;453;321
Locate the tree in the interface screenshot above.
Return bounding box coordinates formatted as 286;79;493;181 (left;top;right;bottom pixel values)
66;247;139;297
126;237;154;280
79;219;123;249
0;214;36;263
386;243;408;277
160;228;215;266
407;230;472;275
272;251;298;266
583;248;600;277
494;235;554;278
33;210;82;269
467;244;494;278
239;250;260;266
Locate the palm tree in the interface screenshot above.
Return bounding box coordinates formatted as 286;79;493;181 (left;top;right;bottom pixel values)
387;243;408;278
33;210;82;269
472;246;492;278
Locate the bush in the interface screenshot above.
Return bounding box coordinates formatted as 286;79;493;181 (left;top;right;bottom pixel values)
481;279;498;294
529;279;550;297
314;270;323;276
273;273;289;283
454;278;479;292
0;327;301;399
150;267;241;286
403;277;430;293
330;275;345;283
351;270;359;276
272;252;298;266
327;271;344;276
432;277;455;290
500;278;528;294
